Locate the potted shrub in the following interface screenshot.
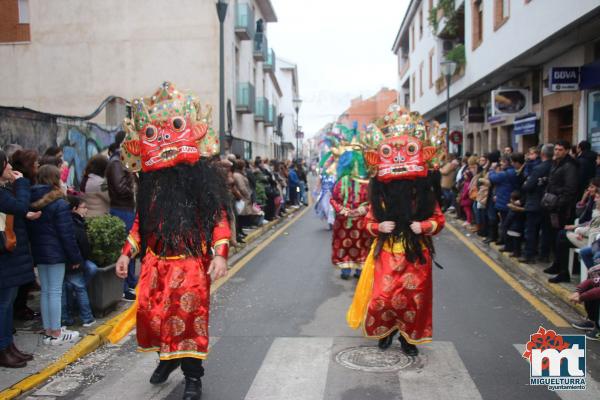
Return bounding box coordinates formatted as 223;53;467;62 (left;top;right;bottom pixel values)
86;215;127;316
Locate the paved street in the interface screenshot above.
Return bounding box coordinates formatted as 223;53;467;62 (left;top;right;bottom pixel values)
23;210;600;400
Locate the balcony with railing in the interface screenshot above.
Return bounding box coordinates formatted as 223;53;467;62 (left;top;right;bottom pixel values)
263;49;276;73
253;33;268;61
236;82;255;114
265;105;276;127
254;97;269;122
235;3;254;40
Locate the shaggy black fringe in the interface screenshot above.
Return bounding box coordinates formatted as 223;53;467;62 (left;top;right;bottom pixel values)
370;171;442;264
136;160;231;257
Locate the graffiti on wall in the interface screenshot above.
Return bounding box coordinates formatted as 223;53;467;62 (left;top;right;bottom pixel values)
61;124;117;188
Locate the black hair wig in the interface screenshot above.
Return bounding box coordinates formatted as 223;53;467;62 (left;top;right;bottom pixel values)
369;171;441;263
136;159;231;257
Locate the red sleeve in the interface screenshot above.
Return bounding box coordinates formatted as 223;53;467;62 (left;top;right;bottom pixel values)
329;181;344;213
579;285;600;302
121;214;140;258
212;210;231;259
576;279;594;293
419;204;445;236
365;207;379;237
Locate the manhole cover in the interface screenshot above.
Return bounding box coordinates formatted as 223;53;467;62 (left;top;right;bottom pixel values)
335;346;413;372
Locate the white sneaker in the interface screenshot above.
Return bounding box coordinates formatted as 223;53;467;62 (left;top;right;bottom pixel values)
43;330;80;345
61;326;77;334
82;320;96;328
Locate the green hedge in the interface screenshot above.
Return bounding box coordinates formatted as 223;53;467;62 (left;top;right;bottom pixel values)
87;215;127;267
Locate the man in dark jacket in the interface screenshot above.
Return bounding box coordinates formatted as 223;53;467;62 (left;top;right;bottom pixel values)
576;140;598;200
519;144;553;263
105;131;137;300
543;140;579;283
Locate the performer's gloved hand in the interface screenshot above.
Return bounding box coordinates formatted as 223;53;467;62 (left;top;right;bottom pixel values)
378;221;395;233
208;255;228;281
116;255;130;279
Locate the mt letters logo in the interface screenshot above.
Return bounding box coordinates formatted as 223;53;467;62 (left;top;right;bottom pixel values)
522;326;586;391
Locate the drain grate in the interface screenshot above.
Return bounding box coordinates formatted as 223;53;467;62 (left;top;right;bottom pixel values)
335;346;413;372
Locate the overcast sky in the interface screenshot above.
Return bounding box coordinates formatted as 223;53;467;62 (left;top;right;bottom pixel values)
268;0;410;137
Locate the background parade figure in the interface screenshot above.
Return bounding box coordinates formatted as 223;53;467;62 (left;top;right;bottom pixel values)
112;82;231;400
314;132;340;229
347;106;445;356
329;126;372;279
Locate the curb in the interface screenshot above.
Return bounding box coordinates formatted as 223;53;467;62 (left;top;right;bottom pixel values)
0;207;305;400
448;218;586;318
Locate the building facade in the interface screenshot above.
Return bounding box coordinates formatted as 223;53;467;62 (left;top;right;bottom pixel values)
0;0;296;159
393;0;600;155
275;58;300;161
338;88;398;130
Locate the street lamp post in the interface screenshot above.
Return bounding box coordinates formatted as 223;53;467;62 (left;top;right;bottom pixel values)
216;0;228;154
440;60;457;154
293;97;302;160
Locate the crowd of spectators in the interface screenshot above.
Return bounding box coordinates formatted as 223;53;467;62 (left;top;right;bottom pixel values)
0;134;311;369
441;140;600;340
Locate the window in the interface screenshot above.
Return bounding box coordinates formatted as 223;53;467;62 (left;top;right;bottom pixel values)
428;49;434;88
18;0;29;23
419;62;424;97
419;7;423;39
494;0;509;31
411;24;415;52
472;0;483;50
411;74;416;103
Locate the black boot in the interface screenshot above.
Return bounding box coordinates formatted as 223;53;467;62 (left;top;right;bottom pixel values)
378;330;397;350
150;359;181;384
398;335;419;357
182;377;202;400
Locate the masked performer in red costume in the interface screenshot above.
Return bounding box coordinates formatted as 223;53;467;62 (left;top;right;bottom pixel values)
114;82;230;400
329;126;372;280
347;105;445;357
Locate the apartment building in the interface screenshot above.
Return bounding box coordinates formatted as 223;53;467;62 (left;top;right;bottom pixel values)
275;58;300;161
0;0;295;159
338;88;398;131
393;0;600;155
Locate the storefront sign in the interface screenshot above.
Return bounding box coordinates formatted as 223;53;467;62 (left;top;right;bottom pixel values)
513;114;539;136
549;67;580;91
467;107;485;123
491;89;531;116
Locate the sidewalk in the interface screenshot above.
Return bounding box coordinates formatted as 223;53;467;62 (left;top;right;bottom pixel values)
0;206;306;400
446;214;587;319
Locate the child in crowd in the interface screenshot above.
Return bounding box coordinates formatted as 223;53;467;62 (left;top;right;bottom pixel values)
502;191;525;258
459;168;474;227
61;196;97;327
570;265;600;340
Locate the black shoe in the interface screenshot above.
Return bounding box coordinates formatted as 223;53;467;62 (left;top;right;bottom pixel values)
236;236;246;244
150;359;181;385
499;247;510;253
495;240;504;246
483;238;493;244
518;256;534;264
398;335;419;357
543;265;559;275
378;331;397;350
548;274;570;283
182;377;202;400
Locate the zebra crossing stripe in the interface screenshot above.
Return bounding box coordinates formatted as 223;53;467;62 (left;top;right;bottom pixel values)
244;337;333;400
83;337;221;400
513;344;600;399
399;341;483;400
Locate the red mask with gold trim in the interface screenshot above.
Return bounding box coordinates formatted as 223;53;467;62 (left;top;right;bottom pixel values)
120;82;219;173
363;105;443;182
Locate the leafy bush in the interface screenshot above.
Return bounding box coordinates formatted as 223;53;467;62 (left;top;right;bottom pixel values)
86;215;127;267
446;44;466;66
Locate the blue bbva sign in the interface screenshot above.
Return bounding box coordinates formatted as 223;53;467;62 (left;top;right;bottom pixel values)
549;67;580;91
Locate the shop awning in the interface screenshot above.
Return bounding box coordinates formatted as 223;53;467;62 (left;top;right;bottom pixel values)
513;114;539;136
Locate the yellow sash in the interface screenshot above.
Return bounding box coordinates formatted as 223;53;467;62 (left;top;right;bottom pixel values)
107;300;138;344
346;240;377;329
